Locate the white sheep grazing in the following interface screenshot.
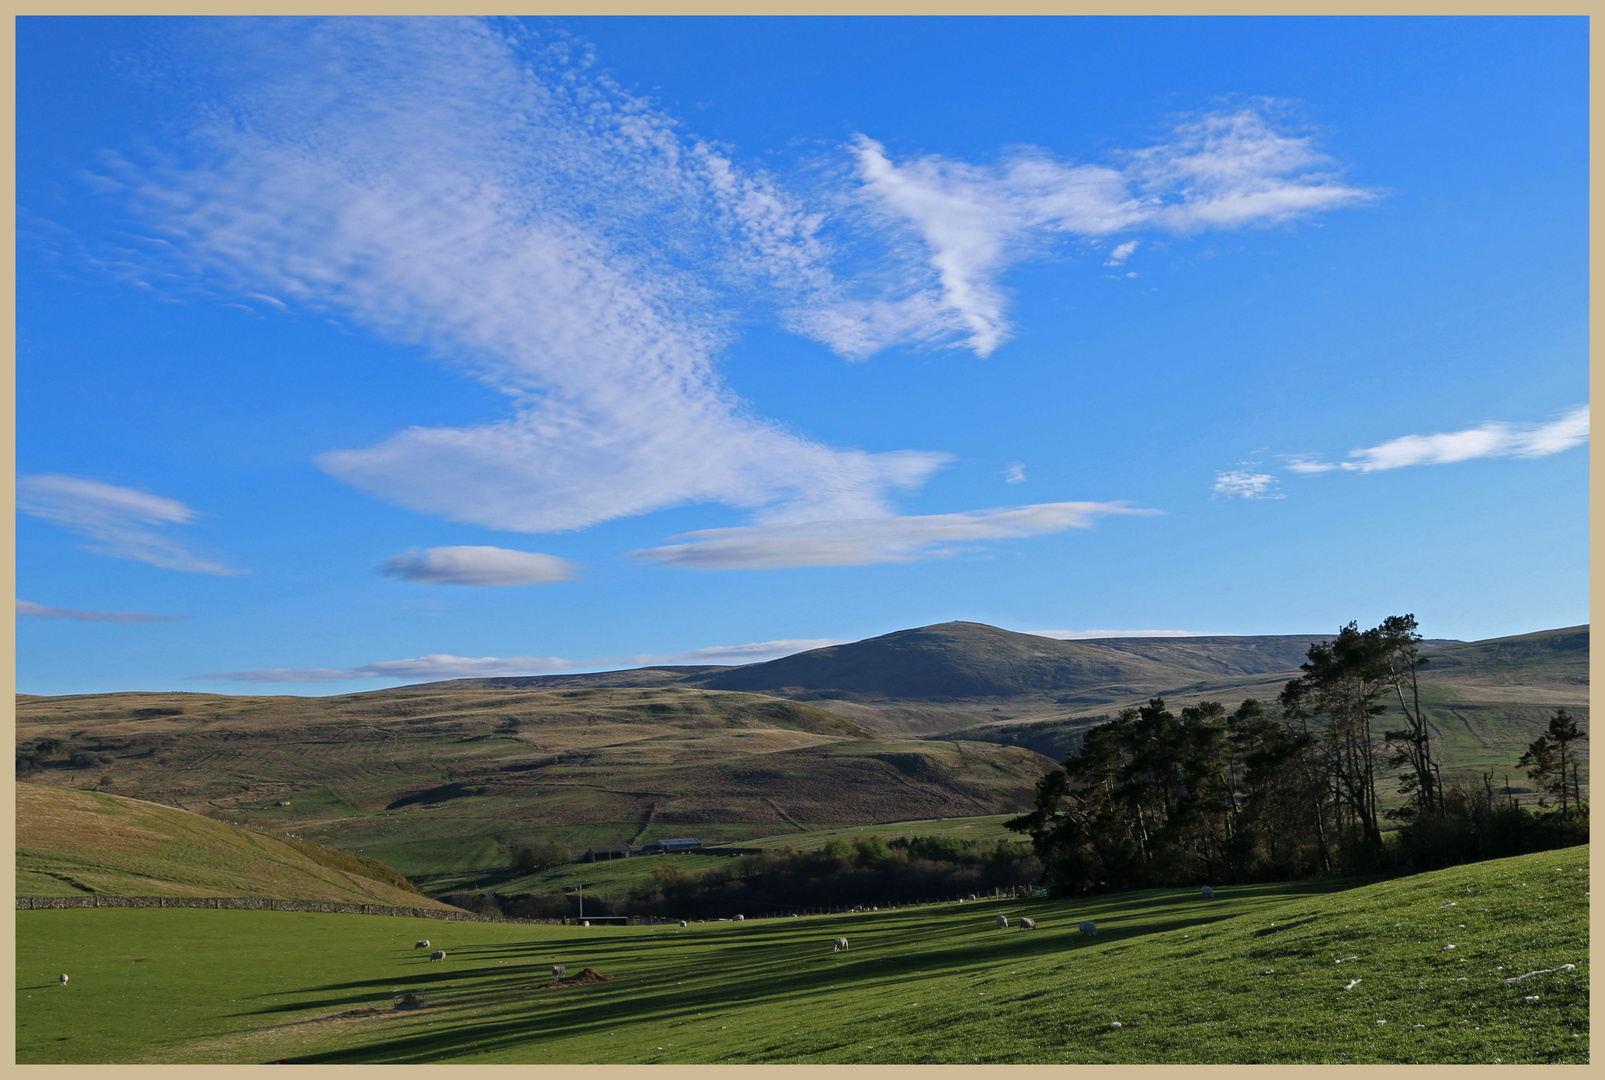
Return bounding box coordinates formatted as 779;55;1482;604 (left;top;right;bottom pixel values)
833;937;849;952
429;950;447;962
1201;886;1214;899
582;921;590;928
59;974;68;986
997;915;1009;929
735;914;744;922
414;939;430;949
552;964;567;980
1019;917;1036;930
1078;920;1098;937
679;920;688;928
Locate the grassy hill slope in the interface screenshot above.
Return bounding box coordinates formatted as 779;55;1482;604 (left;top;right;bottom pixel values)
15;686;1056;877
16;846;1586;1064
15;783;451;908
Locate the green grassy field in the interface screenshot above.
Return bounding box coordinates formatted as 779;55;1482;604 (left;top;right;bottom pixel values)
723;813;1024;850
419;814;1028;899
17;846;1587;1064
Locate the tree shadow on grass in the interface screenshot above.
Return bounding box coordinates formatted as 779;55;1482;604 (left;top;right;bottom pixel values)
266;880;1378;1062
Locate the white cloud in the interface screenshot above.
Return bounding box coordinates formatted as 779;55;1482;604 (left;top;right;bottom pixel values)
199;636;847;686
201;668;369;683
833;106;1373;357
380;545;578;586
1105;240;1140;266
1003;462;1027;484
1027;629;1212;639
353;654;576;679
127;18;947;538
1288;405;1590;474
1212;469;1283;499
17;599;187;623
16;474;241;575
632;501;1156;569
624;638;847;667
203;653;577;683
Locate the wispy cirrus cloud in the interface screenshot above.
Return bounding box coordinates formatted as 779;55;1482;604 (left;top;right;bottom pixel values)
17;599;187;623
1287;405;1589;474
827;107;1374;358
632;501;1156;570
202;653;577;683
16;474;241;575
624;638;846;667
105;22;1356;567
380;545;578;586
125;17;945;541
202;667;366;683
200;635;843;684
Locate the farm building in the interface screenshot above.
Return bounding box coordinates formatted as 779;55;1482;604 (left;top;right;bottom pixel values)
580;845;637;862
641;838;703;854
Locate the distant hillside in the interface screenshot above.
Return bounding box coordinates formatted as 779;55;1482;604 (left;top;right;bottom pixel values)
1418;625;1589;687
939;625;1591;791
691;622;1339;702
16;782;454;906
14;686;1055;879
404;623;1360;732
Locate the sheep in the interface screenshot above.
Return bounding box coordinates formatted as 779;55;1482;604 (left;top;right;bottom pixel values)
429;950;447;962
997;915;1009;928
552;964;567;981
414;939;430;949
679;920;688;928
735;914;744;922
1201;886;1214;899
1078;921;1098;937
1019;917;1036;930
581;921;590;928
833;937;849;952
968;894;979;902
58;974;68;986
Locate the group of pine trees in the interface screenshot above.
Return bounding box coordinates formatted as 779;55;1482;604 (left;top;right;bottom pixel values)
1010;615;1588;893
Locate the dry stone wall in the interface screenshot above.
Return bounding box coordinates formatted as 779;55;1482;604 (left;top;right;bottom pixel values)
15;895;563;924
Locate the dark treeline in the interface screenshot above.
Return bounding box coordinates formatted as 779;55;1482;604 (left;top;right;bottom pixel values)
1008;615;1588;894
443;835;1040;921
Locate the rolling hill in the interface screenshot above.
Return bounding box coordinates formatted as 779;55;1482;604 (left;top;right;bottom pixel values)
14;685;1058;878
15;782;452;907
15;622;1585;880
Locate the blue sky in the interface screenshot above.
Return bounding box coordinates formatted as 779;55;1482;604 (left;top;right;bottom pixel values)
17;16;1589;696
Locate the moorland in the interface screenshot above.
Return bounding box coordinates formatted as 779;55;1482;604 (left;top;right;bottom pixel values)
15;621;1587;883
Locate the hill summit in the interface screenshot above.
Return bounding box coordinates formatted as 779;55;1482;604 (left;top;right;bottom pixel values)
691;621;1335;701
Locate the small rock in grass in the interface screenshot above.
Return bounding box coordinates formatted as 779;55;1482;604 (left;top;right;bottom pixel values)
1444;944;1456;950
1110;1021;1122;1029
1524;996;1539;1003
1376;1020;1386;1026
